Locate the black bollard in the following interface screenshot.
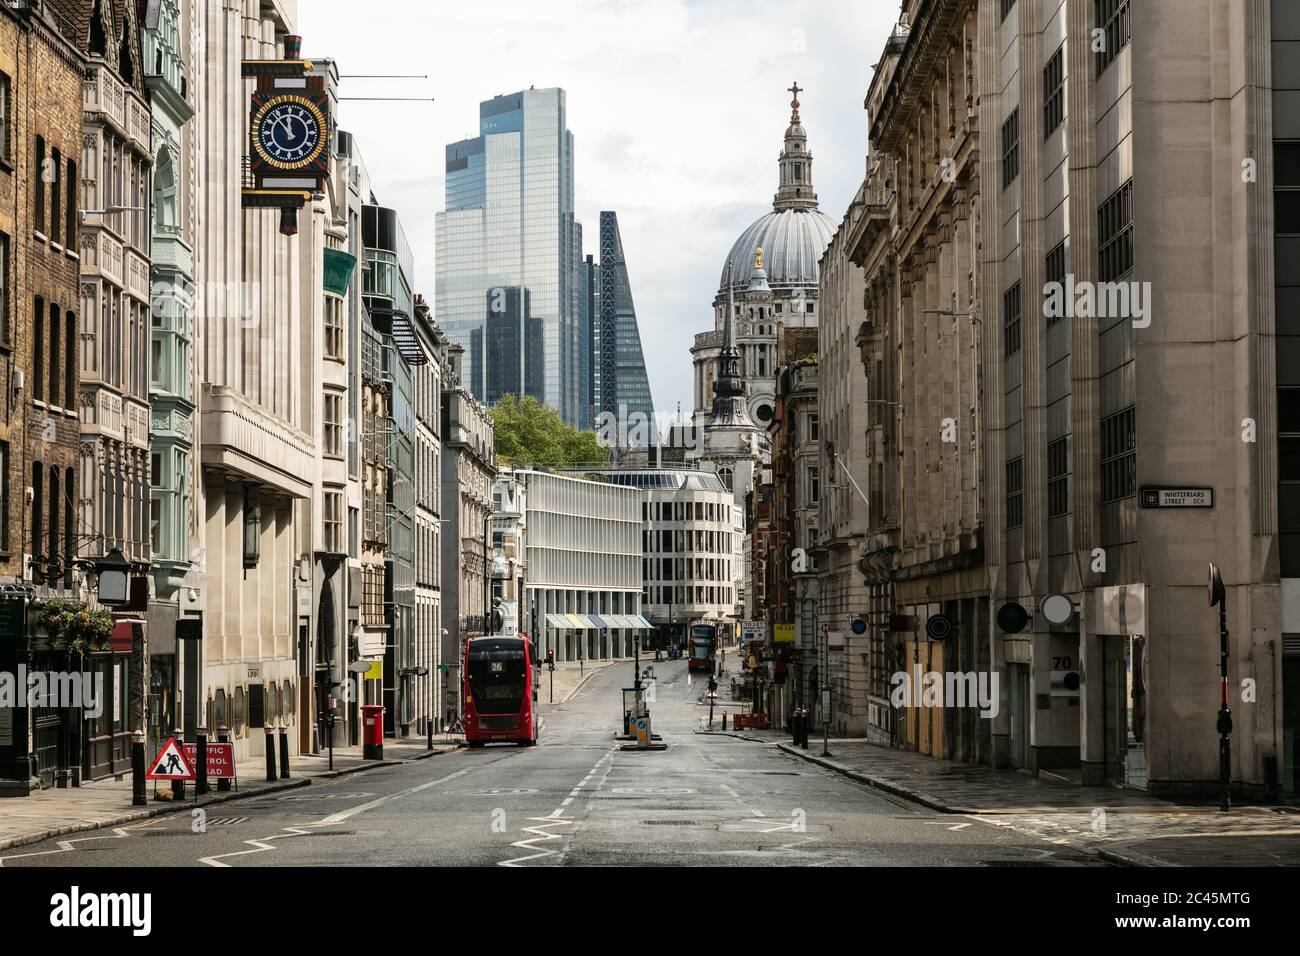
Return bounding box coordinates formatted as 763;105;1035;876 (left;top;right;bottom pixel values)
171;727;186;801
264;725;277;782
278;721;290;779
195;726;209;796
132;731;146;806
216;726;231;791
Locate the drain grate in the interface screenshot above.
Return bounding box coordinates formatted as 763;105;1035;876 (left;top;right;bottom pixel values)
642;820;699;826
978;860;1055;867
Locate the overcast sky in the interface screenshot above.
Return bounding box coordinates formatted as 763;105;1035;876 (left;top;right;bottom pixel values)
298;0;901;420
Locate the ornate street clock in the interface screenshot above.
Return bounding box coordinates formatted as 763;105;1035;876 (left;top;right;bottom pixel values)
241;35;334;235
251;95;327;171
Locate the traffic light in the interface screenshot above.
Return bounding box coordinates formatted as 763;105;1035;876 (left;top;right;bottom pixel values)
546;650;555;671
708;676;718;693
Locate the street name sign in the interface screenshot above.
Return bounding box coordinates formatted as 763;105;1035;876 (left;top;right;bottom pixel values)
1140;487;1213;508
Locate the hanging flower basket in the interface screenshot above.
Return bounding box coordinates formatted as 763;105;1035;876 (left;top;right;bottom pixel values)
37;599;115;657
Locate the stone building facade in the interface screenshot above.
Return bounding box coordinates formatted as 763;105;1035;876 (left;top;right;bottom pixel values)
856;0;989;763
815;185;875;739
0;0;89;793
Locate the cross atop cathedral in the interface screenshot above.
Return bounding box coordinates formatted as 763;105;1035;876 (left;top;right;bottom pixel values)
788;81;803;122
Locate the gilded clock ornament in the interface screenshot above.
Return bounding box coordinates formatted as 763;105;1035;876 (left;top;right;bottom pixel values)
251;94;326;170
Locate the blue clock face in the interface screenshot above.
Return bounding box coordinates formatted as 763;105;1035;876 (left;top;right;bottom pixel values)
254;98;325;169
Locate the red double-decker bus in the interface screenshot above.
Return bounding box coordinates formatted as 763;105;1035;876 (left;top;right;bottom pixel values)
463;635;537;747
688;621;718;673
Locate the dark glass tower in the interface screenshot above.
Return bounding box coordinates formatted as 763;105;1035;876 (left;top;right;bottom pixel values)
596;211;656;444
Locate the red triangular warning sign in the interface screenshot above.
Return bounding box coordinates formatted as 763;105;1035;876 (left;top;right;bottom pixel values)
147;736;195;780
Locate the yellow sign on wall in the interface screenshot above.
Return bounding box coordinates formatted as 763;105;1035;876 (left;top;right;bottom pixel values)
365;661;383;681
773;624;795;644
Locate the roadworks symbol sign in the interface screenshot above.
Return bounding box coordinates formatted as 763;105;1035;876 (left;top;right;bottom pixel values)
147;736;195;780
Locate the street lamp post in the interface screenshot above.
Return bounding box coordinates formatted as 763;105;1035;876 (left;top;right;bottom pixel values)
1209;563;1231;811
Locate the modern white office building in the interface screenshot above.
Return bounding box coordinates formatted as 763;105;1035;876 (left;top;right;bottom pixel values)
591;470;737;649
517;470;648;663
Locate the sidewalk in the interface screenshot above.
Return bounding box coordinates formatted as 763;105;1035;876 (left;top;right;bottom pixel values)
540;659;615;706
0;737;457;854
698;728;1300;866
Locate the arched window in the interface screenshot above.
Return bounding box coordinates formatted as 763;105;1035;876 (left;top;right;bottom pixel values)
214;689;227;732
233;687;245;736
718;467;733;493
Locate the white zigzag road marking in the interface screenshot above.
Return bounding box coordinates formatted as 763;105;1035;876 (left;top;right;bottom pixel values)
497;816;576;867
201;763;483;867
199;824;324;867
0;826;135;867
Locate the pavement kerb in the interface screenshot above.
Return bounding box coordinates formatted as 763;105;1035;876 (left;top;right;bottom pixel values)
0;745;457;854
1096;845;1177;867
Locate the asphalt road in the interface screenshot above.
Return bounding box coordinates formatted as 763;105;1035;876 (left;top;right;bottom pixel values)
0;659;1107;867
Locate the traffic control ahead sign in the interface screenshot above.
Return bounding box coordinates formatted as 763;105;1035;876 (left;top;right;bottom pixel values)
146;737;195;780
183;741;236;779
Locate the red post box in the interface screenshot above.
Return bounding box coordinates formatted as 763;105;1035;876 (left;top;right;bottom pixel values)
362;704;384;760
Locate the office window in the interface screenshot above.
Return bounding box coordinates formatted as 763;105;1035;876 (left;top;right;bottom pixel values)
807;466;820;504
65;310;75;408
0;72;9;162
33;296;44;398
1005;457;1024;529
1001;109;1019;189
1003;281;1022;357
1047;437;1070;517
323;490;344;553
48;300;59;405
34;136;45;235
0;232;8;346
807;413;819;442
49;149;61;244
1095;0;1131;76
0;441;8;552
66;159;77;244
1100;406;1137;502
1045;241;1067;326
324;295;344;360
1043;46;1065;137
323;392;343;458
1099;180;1134;282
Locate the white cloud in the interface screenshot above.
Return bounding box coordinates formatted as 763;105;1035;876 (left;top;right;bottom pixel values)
298;0;900;420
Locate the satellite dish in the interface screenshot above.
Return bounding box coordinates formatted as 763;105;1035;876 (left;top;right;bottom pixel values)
348;660;372;675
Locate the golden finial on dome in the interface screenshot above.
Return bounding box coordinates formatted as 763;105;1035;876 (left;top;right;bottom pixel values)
788;81;802;123
755;246;764;271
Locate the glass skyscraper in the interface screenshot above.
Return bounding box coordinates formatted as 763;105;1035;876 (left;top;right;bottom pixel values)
435;88;585;426
596;211;656;443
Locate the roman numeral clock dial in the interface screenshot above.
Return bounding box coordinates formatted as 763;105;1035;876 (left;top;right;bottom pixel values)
252;94;327;170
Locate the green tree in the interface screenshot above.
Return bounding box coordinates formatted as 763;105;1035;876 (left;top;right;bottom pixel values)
490;394;610;467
